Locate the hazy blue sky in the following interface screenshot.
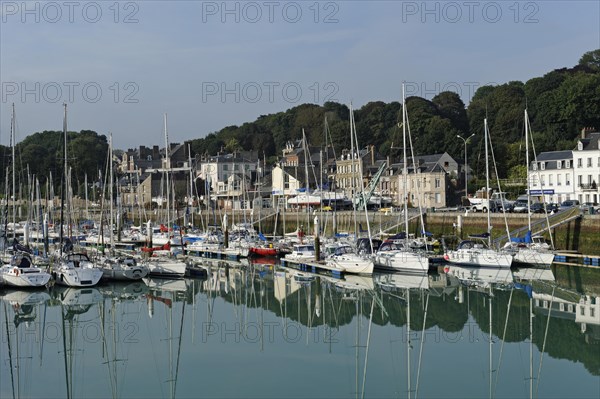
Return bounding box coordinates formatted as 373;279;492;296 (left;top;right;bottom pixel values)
1;1;598;149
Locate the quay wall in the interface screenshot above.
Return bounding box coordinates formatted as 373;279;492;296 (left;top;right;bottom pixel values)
177;210;600;256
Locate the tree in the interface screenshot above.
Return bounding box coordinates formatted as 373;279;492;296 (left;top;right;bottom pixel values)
578;49;600;71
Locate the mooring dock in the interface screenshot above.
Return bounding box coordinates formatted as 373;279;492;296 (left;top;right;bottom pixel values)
280;258;345;279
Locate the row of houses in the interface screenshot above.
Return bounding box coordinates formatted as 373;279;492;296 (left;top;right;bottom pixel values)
113;127;600;210
529;128;600;204
114;139;463;210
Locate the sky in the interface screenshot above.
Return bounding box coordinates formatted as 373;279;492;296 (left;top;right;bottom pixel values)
0;0;599;150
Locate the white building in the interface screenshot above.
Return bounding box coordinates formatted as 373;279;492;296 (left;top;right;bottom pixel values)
530;150;575;203
573;129;600;204
197;153;259;209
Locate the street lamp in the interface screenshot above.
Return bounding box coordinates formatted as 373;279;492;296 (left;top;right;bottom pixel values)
456;133;475;200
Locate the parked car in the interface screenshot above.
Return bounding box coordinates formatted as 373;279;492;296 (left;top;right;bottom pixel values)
530;203;548;213
512;201;529;213
581;202;600;213
560;200;580;209
492;199;513;212
547;203;560;213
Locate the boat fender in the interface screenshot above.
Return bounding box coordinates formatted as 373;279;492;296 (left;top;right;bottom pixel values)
443;266;450;273
13;267;19;276
443;254;449;261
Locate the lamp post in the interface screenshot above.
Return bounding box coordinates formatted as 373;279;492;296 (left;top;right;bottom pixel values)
456;133;475;199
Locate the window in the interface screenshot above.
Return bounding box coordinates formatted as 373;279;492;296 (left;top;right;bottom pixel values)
557;174;562;186
588;175;593;184
566;160;571;168
580;306;585;316
588;158;592;167
567;175;571;186
549;174;553;186
435;178;441;188
541;162;545;170
578;175;583;186
532;163;537;171
541;176;545;186
223;164;229;171
578;158;583;167
557;161;561;170
435;193;441;203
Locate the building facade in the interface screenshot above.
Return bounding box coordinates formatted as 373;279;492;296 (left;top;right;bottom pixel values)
529;150;575;203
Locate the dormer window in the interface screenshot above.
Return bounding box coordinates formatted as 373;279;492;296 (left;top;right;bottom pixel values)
532;163;537;171
577;141;583;151
566;160;571;168
557;161;561;169
540;162;545;171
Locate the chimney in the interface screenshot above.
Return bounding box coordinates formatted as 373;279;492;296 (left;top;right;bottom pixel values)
581;126;596;139
370;145;375;166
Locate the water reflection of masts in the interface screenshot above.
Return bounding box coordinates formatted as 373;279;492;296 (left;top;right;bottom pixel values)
3;301;17;399
99;298;124;399
414;289;430;398
535;286;554;397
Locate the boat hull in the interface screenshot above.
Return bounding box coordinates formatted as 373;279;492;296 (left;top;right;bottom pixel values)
1;268;52;288
445;248;513;269
249;246;278;257
328;255;374;275
52;267;104;287
374;251;429;274
512;249;554;267
146;258;187;278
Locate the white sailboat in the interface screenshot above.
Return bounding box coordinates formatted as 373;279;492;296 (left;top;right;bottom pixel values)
53;252;103;287
326;244;374;275
503;110;554;267
1;252;51;288
51;105;103;287
445;119;513;269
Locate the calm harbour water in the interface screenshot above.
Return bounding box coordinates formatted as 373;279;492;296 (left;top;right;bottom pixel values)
1;261;599;399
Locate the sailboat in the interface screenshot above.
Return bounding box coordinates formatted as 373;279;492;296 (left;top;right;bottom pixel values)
502;110;555;267
144;114;186;278
51;104;103;287
373;85;429;274
0;105;52;288
444;119;513;269
96;134;149;281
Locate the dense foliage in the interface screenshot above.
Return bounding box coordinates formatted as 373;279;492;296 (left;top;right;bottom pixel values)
1;130;108;196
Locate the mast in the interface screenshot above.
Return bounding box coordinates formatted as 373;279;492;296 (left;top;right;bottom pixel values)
164;113;170;231
59;103;67;255
188;144;194;228
302;129;311;228
11;103;16;242
484;118;492;248
402;85;409;248
525;109;532;232
349;103;358;236
109;133;114;253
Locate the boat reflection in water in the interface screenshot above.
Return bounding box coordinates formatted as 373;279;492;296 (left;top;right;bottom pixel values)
0;260;598;398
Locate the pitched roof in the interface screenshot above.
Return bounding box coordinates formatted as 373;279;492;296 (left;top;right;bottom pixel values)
536;150;573;161
578;132;600;151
